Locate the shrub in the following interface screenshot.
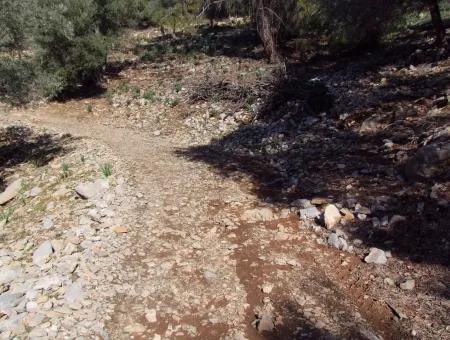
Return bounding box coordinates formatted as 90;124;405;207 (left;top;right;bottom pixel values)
100;163;113;177
0;57;36;105
33;0;109;96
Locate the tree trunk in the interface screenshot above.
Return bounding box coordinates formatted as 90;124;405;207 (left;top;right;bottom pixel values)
427;0;445;44
253;0;281;63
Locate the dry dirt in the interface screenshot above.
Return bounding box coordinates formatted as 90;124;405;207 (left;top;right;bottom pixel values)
0;25;449;340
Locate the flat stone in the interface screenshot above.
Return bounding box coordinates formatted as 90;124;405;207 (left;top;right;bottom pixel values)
327;233;348;251
261;283;274;294
355;204;371;215
75;179;109;199
364;248;387;265
256;314;274;333
124;323;146;333
42;216;54;230
399;279;415;290
291;199;311;208
389;215;406;226
29;187;42;197
324;204;341;229
145;309;157;323
311;197;330;205
0;292;24;309
241;207;275;222
0;266;21;285
65;280;84;303
32;241;54;266
384;278;395;286
34;275;62;290
0;179;22;205
299;206;321;219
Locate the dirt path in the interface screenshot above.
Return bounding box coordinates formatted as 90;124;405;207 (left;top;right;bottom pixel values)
2;109;406;339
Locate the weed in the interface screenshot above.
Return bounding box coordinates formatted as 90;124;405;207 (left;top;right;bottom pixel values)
0;208;14;222
255;68;264;79
30;154;47;167
131;86;141;99
105;90;114;105
165;98;180;107
117;81;130;93
174;82;182;93
100;163;113;178
86;104;93;113
143;88;156;102
61;163;71;179
80;155;85;163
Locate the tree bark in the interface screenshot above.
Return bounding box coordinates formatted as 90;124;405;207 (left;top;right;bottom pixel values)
427;0;445;45
253;0;281;63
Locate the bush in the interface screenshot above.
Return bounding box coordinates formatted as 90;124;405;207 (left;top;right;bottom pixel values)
0;0;33;52
293;0;409;50
0;58;36;105
32;0;109;96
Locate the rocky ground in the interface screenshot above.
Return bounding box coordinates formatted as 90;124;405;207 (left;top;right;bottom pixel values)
0;22;449;339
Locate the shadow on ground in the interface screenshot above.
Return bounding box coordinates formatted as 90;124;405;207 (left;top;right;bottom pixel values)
0;126;73;190
135;24;264;63
176;27;450;268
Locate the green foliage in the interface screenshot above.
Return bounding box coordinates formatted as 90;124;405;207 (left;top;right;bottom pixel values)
130;86;141;98
61;163;71;178
0;208;14;222
0;57;36;105
100;163;113;177
143;88;157;101
34;0;109;95
165;97;179;107
0;0;34;52
174;82;182;93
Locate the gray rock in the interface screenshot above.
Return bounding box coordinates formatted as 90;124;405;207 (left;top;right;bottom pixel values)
124;323;146;333
0;292;24;309
360;116;383;133
42;216;54;230
324;204;341;229
29;187;42;197
355;204;371;215
291;199;312;209
241;207;275;222
75;179;109;199
34;275;62;290
0;179;22;205
32;241;54;266
0;266;21;284
145;309;157;323
299;206;321;219
327;233;348;251
65;280;84;303
327;233;340;248
404;141;450;180
399;279;415;290
384;278;395;286
256;314;274;333
203;270;218;281
364;248;387;265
